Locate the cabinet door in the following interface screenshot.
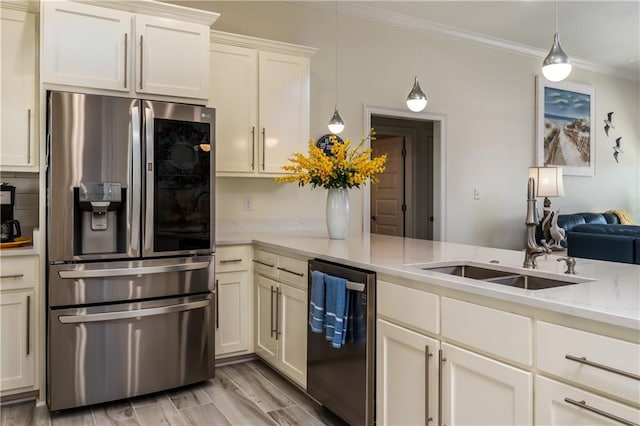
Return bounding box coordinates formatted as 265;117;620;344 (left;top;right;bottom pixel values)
258;52;309;173
215;272;251;357
1;8;37;171
210;43;258;173
441;343;533;426
277;283;307;388
254;274;278;367
135;15;209;100
42;1;131;91
535;376;640;426
376;319;440;426
0;291;34;391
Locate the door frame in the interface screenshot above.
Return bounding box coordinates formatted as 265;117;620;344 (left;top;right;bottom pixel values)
363;105;447;241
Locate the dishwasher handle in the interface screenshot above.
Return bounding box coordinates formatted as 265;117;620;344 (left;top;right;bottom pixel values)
58;299;210;324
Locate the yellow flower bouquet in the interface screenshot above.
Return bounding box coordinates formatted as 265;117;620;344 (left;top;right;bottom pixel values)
275;131;387;189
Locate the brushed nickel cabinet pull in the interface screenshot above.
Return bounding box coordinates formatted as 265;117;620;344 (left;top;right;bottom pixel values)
215;279;219;329
220;259;243;264
564;398;638;426
261;128;266;170
425;345;433;424
123;33;128;88
565;354;640;381
277;267;304;277
1;274;24;279
438;349;446;426
139;35;144;90
251;126;256;170
252;259;275;268
275;287;281;339
26;295;31;356
27;109;31;162
270;286;275;338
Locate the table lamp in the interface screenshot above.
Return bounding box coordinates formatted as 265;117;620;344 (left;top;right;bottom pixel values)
529;166;564;218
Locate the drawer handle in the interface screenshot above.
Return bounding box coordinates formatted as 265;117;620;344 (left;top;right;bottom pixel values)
425;345;433;424
565;354;640;381
564;398;639;426
277;267;304;277
220;259;243;264
58;300;210;324
1;274;24;279
252;259;275;268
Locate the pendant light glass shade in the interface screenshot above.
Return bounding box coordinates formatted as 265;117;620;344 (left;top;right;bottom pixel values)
328;106;345;134
542;32;572;81
406;76;428;112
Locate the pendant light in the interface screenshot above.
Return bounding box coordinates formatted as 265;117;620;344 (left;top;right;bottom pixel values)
542;0;572;82
328;1;344;134
406;20;427;112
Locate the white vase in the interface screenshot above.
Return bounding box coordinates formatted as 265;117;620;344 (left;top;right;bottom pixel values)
326;188;349;239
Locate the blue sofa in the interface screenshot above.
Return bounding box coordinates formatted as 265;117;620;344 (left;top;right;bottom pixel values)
536;212;640;264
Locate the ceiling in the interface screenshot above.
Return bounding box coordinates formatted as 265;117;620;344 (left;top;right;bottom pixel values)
177;1;639;81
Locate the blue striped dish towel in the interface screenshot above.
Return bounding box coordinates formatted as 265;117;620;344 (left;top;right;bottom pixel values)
325;274;350;348
308;270;325;333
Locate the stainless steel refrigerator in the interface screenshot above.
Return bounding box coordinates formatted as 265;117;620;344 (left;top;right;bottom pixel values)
45;91;216;411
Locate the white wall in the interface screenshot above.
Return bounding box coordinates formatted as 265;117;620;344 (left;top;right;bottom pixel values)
199;1;639;249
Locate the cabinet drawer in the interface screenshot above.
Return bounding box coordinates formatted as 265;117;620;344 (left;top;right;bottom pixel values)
277;255;307;289
442;297;532;366
253;249;278;279
377;280;439;334
216;246;249;273
536;321;640;405
0;256;38;290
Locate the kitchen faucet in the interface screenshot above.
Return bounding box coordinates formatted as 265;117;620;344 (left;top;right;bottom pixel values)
523;177;550;268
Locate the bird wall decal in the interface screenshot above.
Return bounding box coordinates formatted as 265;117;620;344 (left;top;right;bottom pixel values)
613;137;623;163
603;111;614;137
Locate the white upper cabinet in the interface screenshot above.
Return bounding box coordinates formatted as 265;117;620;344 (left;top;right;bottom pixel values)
42;0;218;101
1;6;38;171
210;31;316;177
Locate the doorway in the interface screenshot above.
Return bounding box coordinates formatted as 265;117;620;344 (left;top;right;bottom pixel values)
364;107;446;241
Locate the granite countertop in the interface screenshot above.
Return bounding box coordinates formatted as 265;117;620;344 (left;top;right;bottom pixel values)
218;231;640;331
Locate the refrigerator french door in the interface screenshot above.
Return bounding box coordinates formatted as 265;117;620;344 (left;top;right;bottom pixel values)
46;91;216;411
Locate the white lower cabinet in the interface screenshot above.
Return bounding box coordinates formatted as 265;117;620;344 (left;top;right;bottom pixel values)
215;271;251;357
441;342;533;426
0;290;35;391
376;319;440;426
535;376;640;426
254;273;307;388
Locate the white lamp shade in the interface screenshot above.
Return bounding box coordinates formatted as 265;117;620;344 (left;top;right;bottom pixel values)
529;166;565;197
542;63;572;82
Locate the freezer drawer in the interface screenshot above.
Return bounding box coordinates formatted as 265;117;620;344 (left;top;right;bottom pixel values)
48;256;214;307
47;293;214;411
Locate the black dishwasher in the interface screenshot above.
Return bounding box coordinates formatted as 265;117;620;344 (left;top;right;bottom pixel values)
307;259;376;426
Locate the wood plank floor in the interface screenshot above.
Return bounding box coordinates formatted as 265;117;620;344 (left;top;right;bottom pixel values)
0;361;347;426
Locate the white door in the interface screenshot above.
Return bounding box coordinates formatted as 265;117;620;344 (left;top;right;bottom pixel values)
215;272;250;357
258;51;309;173
376;319;440;426
42;1;131;91
535;376;640;426
254;275;278;367
209;43;258;173
371;136;405;236
135;15;210;99
0;291;34;391
1;8;37;171
277;283;307;388
441;343;533;426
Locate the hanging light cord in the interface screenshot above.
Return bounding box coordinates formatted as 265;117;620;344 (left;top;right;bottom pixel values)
554;0;558;34
334;0;338;108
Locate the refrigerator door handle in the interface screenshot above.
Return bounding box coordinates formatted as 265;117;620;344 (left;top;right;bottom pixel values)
131;102;141;252
58;299;210;324
144;102;154;252
58;261;210;279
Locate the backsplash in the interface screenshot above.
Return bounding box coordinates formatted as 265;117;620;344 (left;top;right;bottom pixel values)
0;172;39;238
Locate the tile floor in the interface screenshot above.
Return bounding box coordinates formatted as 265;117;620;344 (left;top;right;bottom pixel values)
0;360;347;426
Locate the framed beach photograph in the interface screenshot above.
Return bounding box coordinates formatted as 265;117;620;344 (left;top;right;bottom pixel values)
536;77;595;176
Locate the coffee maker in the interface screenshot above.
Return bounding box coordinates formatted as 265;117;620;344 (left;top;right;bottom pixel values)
1;183;21;243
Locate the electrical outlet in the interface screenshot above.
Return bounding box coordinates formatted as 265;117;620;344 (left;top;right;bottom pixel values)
473;187;480;200
243;195;253;211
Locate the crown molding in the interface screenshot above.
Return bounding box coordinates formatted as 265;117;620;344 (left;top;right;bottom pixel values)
74;0;219;26
211;30;318;57
294;2;637;82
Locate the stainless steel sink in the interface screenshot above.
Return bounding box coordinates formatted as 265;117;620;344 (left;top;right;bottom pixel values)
416;263;590;290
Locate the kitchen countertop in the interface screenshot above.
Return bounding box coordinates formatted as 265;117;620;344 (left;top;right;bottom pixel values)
218;231;640;331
